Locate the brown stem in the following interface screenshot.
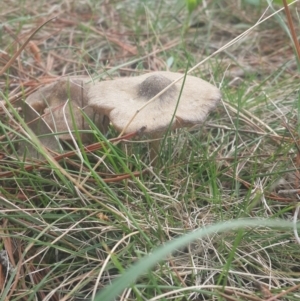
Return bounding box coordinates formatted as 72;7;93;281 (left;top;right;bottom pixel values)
149;132;163;165
282;0;300;61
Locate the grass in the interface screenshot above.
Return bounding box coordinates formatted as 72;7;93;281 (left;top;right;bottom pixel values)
0;0;300;300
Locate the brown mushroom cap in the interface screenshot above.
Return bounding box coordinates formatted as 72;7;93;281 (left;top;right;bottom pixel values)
25;77;109;142
88;71;221;134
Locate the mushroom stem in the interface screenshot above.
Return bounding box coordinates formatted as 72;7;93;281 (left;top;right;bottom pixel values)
149;132;164;165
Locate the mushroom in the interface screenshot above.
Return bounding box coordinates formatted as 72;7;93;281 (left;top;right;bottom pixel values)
22;77;109;156
88;71;221;160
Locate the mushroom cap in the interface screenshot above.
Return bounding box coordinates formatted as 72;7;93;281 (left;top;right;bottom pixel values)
25;77;109;142
88;71;221;134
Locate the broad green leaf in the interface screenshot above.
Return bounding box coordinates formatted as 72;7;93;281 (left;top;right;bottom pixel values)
95;218;296;301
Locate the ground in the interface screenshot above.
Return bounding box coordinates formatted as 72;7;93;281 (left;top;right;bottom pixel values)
0;0;300;300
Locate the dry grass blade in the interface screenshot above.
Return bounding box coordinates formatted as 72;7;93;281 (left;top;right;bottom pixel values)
0;17;56;76
266;282;300;301
0;129;142;178
282;0;300;60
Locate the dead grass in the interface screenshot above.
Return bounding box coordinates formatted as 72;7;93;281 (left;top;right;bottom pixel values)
1;0;300;300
